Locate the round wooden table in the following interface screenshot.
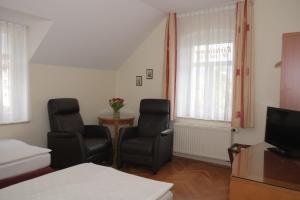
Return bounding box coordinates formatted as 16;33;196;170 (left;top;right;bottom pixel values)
98;114;134;163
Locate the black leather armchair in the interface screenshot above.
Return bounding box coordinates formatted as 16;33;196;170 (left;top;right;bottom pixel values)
47;98;113;168
117;99;173;174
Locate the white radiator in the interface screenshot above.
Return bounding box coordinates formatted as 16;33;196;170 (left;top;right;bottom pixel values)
173;121;232;161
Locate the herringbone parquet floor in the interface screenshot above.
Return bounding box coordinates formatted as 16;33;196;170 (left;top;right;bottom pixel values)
121;156;231;200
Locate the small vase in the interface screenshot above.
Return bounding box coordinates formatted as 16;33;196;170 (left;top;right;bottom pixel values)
113;110;120;119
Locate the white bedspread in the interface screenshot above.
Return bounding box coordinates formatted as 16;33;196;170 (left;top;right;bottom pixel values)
0;163;173;200
0;139;51;165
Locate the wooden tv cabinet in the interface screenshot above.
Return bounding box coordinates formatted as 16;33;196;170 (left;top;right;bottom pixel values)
229;143;300;200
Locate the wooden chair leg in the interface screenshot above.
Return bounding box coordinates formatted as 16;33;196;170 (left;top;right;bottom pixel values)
228;143;251;166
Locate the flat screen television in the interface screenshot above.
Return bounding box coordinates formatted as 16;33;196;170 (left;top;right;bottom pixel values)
265;107;300;158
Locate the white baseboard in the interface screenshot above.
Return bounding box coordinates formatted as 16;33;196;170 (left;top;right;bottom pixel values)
173;152;231;168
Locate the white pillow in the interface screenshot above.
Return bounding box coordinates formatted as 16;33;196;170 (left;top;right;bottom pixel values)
0;139;51;165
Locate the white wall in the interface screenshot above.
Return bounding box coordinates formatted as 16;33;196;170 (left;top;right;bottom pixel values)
115;0;300;145
116;18;167;121
0;64;116;146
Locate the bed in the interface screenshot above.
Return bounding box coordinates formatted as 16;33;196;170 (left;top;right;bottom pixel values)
0;139;52;188
0;163;173;200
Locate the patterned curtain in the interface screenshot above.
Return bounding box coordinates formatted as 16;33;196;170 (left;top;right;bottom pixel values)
231;0;254;128
163;13;177;120
176;5;235;121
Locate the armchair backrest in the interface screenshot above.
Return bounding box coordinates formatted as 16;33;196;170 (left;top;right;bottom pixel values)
138;99;170;137
48;98;84;133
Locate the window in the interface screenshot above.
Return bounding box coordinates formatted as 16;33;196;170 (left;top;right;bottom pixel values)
176;5;235;121
0;21;29;124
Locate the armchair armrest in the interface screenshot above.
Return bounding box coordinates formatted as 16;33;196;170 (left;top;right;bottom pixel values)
161;129;173;136
84;125;112;140
119;126;138;143
117;126;138;167
47;131;86;167
48;131;84;147
48;131;78;139
152;128;174;172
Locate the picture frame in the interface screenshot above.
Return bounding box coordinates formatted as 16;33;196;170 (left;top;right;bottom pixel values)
136;76;142;86
146;69;153;79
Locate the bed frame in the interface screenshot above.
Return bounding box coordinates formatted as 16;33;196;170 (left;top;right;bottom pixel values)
0;167;54;189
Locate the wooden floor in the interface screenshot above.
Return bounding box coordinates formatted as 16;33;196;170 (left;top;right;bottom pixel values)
121;156;231;200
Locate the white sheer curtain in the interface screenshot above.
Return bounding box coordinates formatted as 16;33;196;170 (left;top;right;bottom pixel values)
0;21;29;124
176;5;235;121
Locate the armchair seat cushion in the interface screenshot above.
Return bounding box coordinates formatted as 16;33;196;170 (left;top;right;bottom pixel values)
121;137;155;156
85;138;111;156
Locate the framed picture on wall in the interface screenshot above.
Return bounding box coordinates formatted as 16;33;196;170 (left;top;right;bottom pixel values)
146;69;153;79
136;76;142;86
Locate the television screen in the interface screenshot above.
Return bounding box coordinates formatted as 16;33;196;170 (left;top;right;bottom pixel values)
265;107;300;154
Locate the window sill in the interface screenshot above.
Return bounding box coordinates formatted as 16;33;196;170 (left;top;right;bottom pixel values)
0;120;31;126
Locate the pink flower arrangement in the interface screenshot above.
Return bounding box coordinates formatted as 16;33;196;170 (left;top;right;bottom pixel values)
109;98;125;112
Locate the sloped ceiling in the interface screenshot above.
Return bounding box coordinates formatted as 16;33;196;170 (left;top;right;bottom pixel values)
0;0;230;69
